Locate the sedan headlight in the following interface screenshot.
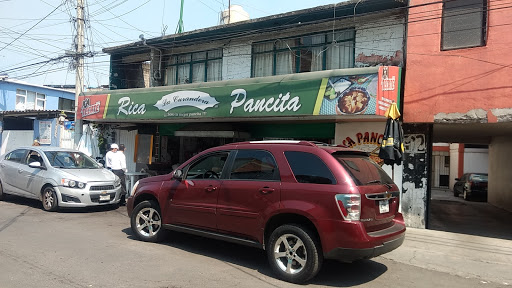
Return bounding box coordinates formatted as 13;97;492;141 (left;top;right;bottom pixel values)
61;178;86;189
114;177;121;188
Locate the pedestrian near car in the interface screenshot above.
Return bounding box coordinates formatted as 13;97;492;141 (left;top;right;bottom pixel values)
106;143;127;205
105;144;118;170
118;144;127;203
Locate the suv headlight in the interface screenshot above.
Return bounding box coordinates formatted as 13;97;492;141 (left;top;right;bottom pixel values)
131;180;140;196
61;178;86;189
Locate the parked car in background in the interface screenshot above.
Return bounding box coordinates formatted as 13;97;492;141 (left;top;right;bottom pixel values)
127;140;406;283
453;173;488;201
0;146;122;211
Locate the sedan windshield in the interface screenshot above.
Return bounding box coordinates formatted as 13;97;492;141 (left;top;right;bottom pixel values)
44;151;101;169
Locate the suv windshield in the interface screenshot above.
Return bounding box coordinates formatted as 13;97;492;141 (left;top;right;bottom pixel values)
333;153;393;186
44;151;101;169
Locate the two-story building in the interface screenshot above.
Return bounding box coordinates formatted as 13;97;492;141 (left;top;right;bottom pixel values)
78;1;425;223
404;0;512;219
0;77;75;153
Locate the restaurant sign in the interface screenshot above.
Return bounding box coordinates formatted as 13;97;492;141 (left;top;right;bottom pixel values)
77;67;401;120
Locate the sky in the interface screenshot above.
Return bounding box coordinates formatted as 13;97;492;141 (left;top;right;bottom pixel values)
0;0;341;88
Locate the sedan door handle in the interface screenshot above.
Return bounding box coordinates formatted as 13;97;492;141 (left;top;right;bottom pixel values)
18;169;23;173
205;186;217;192
259;187;275;194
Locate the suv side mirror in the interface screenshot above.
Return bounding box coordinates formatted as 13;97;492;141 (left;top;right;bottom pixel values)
172;169;183;180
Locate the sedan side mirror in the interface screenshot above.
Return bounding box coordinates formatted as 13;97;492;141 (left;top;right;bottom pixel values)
172;169;183;180
455;178;460;181
28;162;45;169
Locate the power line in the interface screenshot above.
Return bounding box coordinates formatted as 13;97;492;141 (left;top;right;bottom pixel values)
4;0;510;84
0;1;66;53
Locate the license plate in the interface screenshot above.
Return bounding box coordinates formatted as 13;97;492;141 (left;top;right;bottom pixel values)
379;200;389;213
99;194;110;201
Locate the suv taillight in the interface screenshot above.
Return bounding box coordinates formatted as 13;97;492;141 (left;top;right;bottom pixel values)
335;194;361;221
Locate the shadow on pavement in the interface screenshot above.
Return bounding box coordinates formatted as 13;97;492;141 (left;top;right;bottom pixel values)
429;189;512;240
1;194;119;213
122;228;387;286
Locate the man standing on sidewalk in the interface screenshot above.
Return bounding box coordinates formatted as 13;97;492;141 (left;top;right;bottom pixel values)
105;143;127;205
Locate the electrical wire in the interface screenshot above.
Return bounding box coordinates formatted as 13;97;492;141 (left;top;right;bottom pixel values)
0;1;66;53
3;0;511;84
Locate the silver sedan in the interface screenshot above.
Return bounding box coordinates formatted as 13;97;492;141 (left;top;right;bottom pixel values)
0;146;122;211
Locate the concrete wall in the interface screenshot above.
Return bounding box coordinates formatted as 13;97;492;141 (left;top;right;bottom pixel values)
404;0;512;124
449;143;461;189
463;148;489;174
488;136;512;212
355;16;404;67
402;124;432;228
0;81;74;111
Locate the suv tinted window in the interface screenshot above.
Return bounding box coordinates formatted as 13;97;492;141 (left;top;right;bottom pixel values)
284;151;335;184
186;152;228;179
5;149;26;163
334;154;392;186
229;150;279;181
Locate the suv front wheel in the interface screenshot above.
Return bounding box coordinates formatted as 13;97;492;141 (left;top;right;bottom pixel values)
131;200;164;242
267;224;323;283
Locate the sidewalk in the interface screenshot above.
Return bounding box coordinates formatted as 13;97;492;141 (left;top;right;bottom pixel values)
381;227;512;285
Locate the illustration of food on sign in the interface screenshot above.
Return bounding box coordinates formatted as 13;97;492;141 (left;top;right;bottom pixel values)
338;88;369;114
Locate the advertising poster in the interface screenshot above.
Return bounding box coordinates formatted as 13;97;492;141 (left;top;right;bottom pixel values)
39;121;52;144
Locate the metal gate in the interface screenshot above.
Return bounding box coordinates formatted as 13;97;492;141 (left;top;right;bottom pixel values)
60;125;74;149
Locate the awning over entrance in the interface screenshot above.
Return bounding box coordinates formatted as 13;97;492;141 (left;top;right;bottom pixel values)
77;66;401;123
173;123;250;138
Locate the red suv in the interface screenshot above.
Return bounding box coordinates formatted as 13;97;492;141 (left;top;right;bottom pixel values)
127;141;405;283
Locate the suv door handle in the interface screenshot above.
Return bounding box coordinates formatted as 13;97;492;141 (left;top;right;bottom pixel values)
205;186;217;192
259;187;274;194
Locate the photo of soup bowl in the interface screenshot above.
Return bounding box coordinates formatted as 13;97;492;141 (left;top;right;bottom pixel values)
336;87;370;115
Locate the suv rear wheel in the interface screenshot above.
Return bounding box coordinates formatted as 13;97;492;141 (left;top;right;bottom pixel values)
131;200;164;242
267;224;322;283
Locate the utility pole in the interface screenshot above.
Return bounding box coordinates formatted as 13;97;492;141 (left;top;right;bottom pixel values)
74;0;85;147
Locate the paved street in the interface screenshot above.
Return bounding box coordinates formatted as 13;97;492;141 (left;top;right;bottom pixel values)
429;188;512;240
0;195;510;288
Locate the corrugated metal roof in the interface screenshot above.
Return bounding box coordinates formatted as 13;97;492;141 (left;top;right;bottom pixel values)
0;78;76;94
0;109;75;119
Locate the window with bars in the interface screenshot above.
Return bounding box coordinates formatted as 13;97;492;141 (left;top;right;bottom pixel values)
15;89;46;110
441;0;487;50
166;49;223;85
252;29;355;78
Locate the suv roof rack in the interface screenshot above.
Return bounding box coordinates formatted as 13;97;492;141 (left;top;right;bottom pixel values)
226;140;353;148
226;140;318;147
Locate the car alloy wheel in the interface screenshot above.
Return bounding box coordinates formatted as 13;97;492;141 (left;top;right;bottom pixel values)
131;200;164;242
267;224;322;283
42;187;58;212
274;233;307;274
